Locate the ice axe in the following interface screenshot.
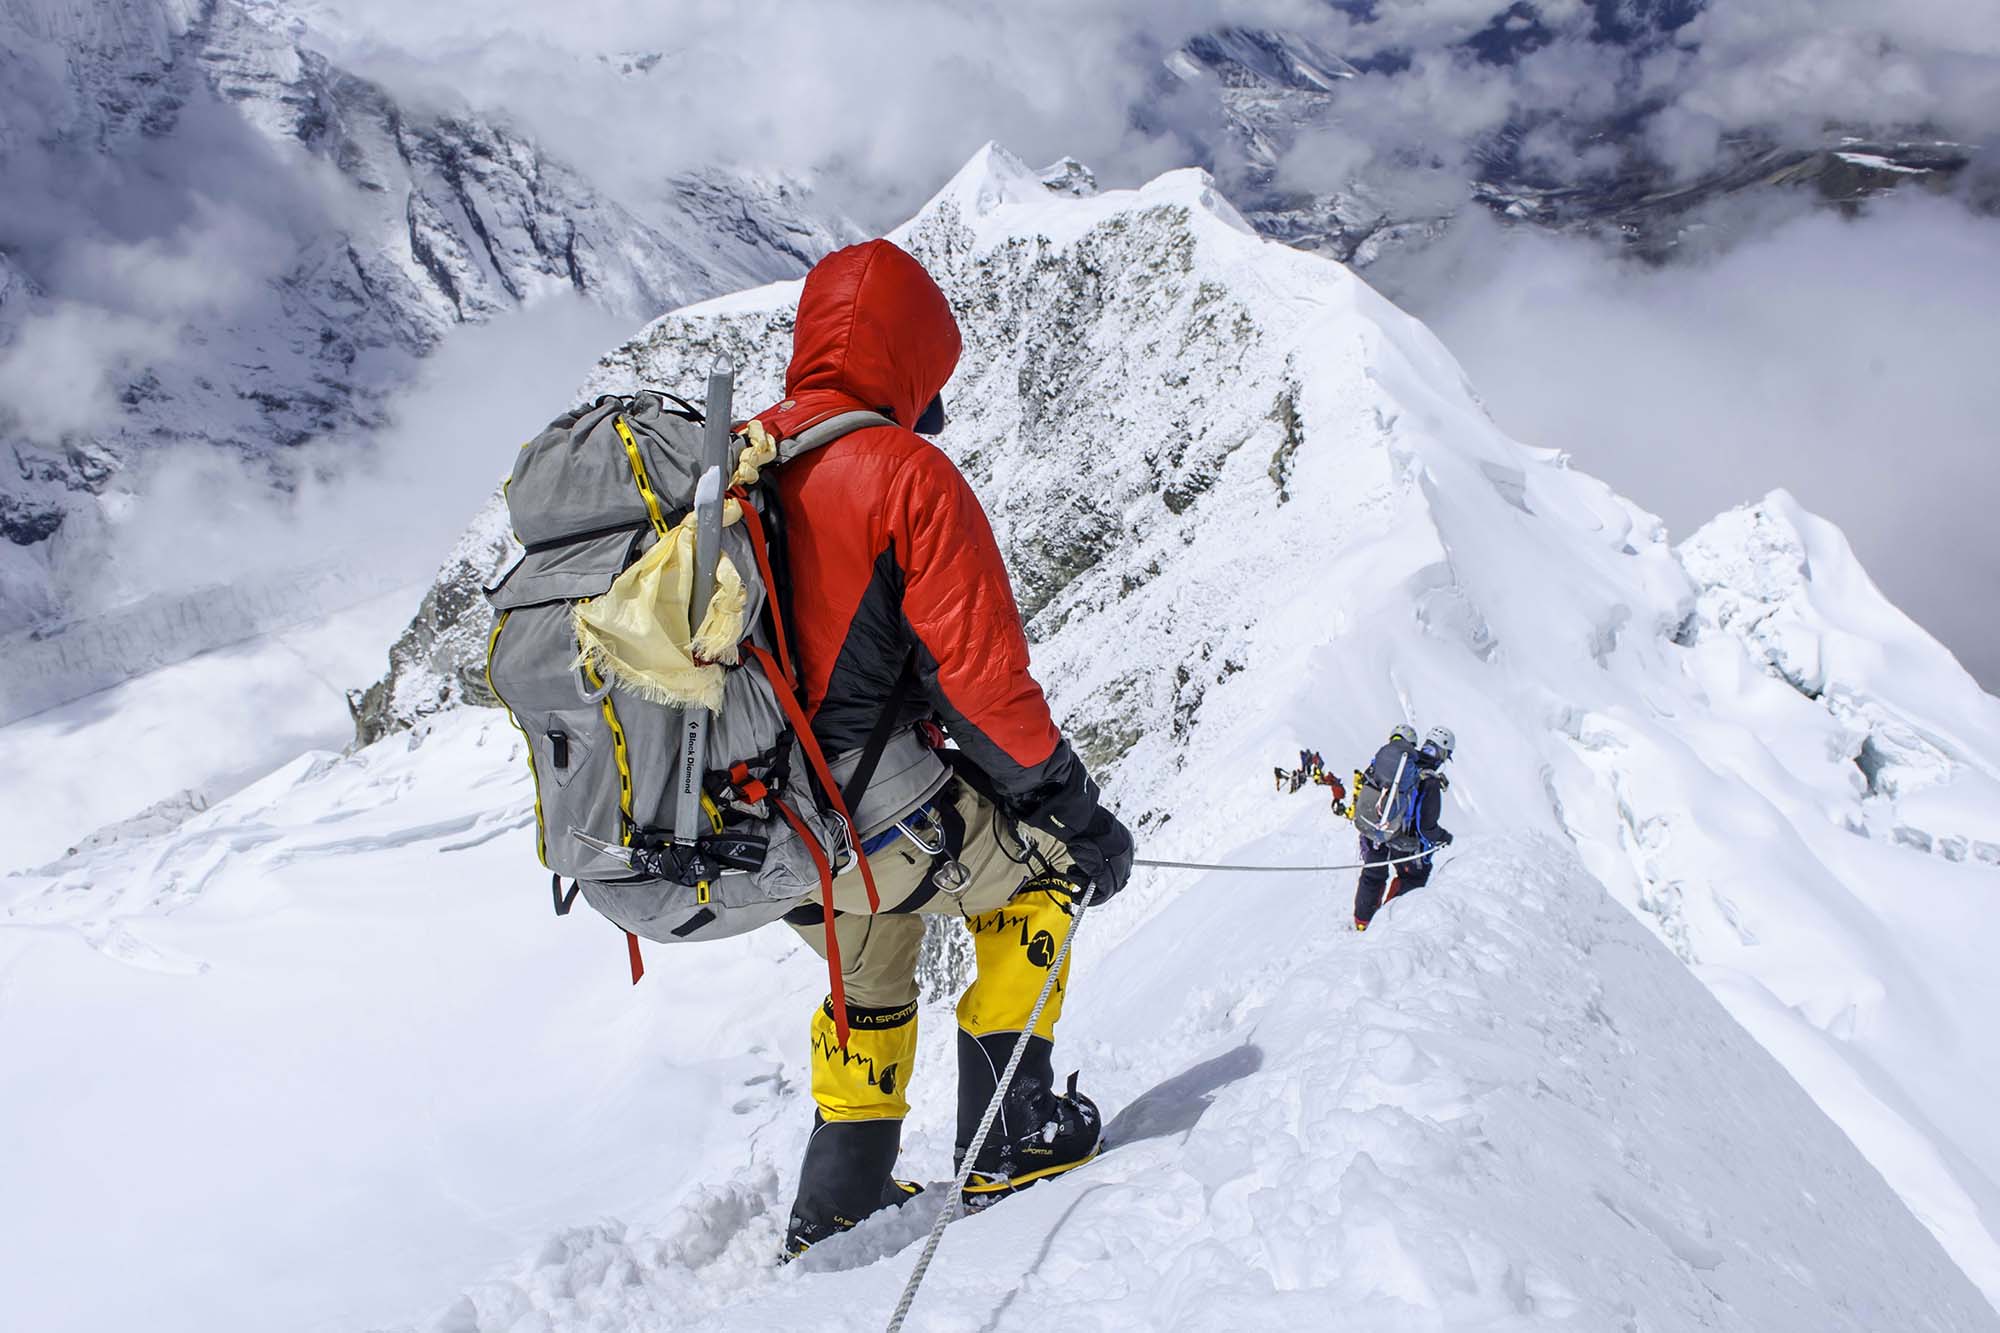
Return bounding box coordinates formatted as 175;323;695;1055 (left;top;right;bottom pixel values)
671;362;735;895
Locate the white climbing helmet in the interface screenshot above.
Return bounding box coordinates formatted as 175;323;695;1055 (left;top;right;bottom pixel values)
1423;725;1455;761
1390;722;1418;746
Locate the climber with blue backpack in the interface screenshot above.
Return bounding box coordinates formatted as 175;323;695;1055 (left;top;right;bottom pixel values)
1350;725;1455;930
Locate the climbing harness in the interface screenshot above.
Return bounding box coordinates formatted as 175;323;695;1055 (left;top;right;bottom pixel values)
884;880;1098;1333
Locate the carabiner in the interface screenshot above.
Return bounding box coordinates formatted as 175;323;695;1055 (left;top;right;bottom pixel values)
894;811;947;858
574;664;614;704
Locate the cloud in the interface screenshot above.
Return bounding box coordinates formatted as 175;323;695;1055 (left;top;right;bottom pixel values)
1383;191;2000;686
295;0;1318;226
0;303;178;436
48;295;632;619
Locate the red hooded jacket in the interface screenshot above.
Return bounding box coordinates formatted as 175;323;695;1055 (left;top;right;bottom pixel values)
750;239;1083;811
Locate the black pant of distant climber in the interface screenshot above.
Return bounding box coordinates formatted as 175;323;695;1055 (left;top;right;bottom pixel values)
1353;836;1438;927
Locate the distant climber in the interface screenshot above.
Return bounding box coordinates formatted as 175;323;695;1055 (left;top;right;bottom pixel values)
1321;768;1348;815
1274;748;1337;796
1351;725;1454;930
754;239;1134;1259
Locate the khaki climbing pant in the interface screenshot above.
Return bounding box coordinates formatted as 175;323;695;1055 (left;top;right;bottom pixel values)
791;778;1080;1123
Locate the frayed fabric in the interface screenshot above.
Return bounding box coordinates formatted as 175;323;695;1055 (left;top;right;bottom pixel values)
570;502;748;711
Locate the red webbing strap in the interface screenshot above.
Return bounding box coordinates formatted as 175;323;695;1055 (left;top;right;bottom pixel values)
731;490;797;691
743;643;882;913
774;795;850;1048
626;930;645;985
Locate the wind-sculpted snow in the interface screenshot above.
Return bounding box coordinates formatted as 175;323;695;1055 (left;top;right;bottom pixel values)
0;583;418;871
407;840;1993;1332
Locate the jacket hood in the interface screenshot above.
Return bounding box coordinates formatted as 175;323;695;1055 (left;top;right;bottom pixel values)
779;239;961;433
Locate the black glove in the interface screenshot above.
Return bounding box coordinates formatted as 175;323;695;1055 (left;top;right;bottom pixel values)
1056;806;1134;902
1431;827;1454;847
1017;771;1134;903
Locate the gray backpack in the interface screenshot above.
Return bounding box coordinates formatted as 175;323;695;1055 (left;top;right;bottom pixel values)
484;390;895;978
1352;739;1420;848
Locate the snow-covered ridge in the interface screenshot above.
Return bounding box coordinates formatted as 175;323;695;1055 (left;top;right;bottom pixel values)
1678;491;2000;867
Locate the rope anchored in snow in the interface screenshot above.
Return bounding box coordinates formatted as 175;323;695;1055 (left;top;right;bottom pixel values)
884;880;1098;1333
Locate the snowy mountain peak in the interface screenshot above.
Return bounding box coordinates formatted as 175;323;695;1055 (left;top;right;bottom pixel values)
1171;24;1361;93
908;141;1057;226
896;142;1256;253
1678;487;2000;846
1683;489;1994;718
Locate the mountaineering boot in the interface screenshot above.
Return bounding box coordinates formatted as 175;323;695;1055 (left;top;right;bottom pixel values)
782;1116;924;1261
954;1029;1102;1210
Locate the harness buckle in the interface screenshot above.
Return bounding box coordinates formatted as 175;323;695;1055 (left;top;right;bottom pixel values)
931;858;973;897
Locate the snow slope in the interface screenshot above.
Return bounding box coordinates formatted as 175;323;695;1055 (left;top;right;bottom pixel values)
0;581;418;871
8;144;2000;1329
3;712;1990;1332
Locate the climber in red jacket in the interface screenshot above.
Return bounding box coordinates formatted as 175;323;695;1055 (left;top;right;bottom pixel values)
751;238;1134;1260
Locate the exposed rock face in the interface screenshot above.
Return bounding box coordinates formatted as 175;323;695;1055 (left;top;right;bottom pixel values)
346;495;514;745
0;0;855;634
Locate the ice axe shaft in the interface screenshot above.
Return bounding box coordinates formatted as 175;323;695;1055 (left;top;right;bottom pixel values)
674;363;735;849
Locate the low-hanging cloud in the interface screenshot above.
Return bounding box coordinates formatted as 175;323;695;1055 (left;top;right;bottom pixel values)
49;296;632;621
286;2;2000;242
294;0;1317;225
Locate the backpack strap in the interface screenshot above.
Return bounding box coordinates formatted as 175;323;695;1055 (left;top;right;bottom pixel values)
744;644;884;914
732;493;797;688
778;410;896;462
840;654;920;818
772;793;850;1047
